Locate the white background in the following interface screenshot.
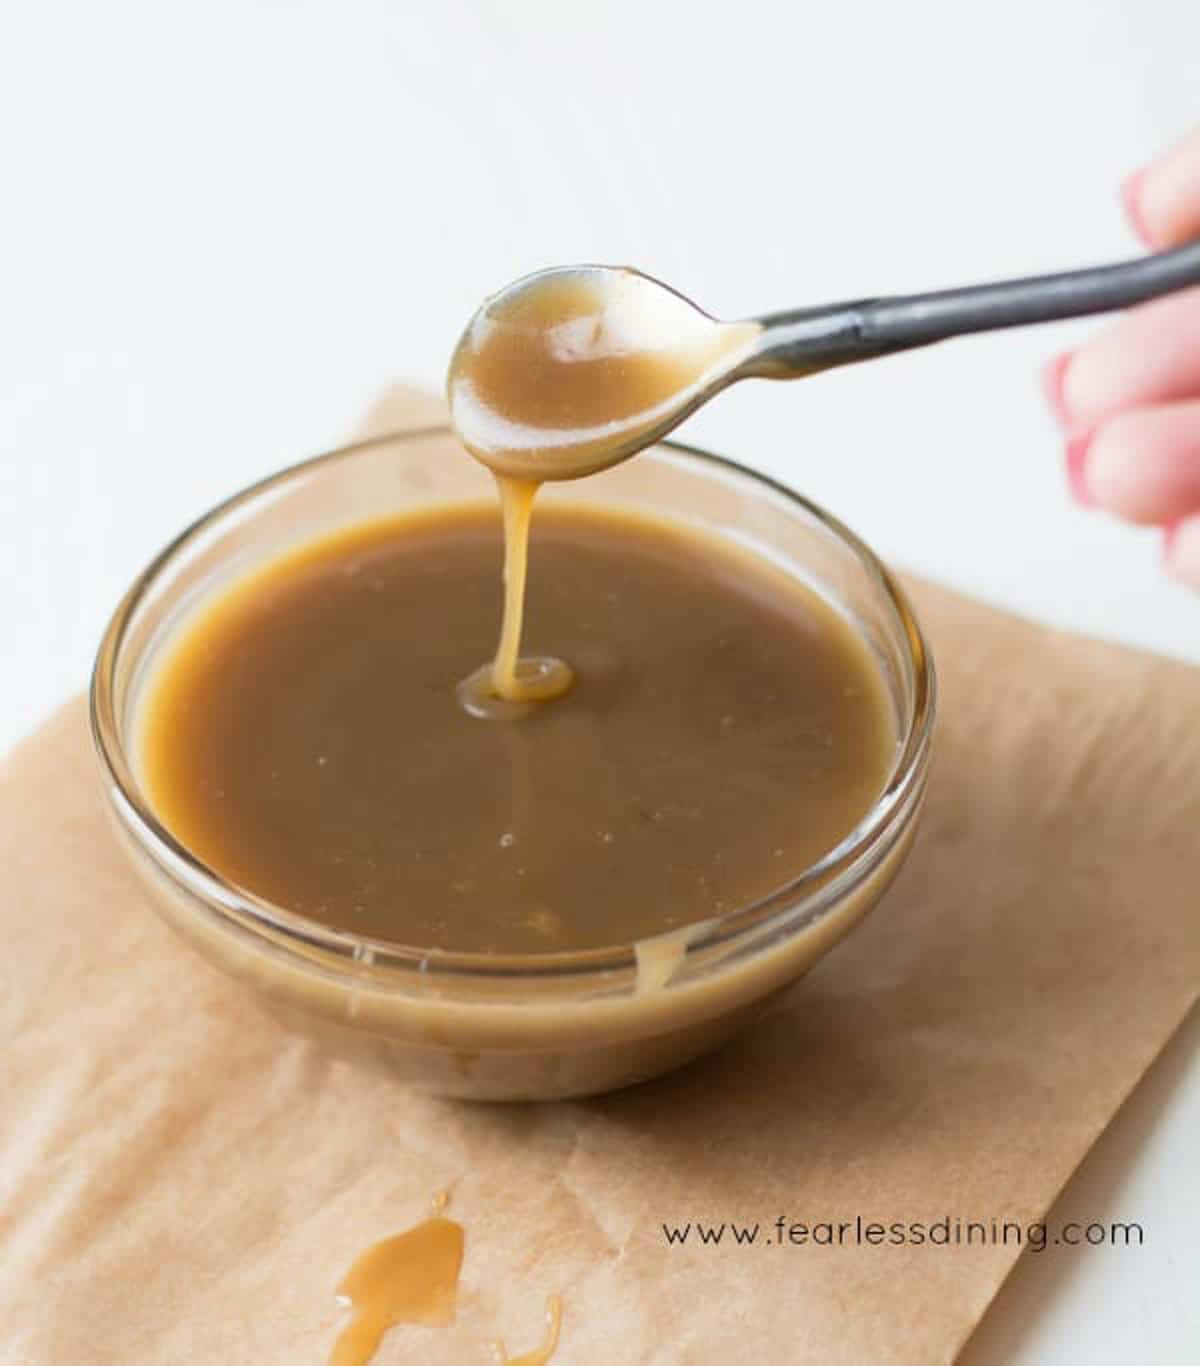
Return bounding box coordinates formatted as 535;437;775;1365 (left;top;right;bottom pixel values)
1;2;1196;1361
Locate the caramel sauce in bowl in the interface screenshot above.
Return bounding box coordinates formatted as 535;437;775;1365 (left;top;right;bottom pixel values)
90;427;934;1101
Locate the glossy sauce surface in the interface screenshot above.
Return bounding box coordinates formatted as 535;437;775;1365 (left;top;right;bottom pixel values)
139;503;895;954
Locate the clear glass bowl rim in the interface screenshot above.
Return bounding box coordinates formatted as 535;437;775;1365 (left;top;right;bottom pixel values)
90;425;936;986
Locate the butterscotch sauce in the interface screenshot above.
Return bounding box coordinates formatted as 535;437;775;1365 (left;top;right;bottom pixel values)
331;1205;465;1366
449;269;759;709
447;268;760;483
633;921;715;996
493;1295;563;1365
139;503;895;954
333;1196;560;1366
140;271;894;956
456;475;573;712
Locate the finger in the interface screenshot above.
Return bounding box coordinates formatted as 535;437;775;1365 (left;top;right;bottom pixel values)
1164;514;1200;590
1044;287;1200;429
1124;125;1200;249
1071;400;1200;524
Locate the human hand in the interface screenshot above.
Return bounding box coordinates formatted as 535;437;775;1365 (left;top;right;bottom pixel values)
1043;126;1200;588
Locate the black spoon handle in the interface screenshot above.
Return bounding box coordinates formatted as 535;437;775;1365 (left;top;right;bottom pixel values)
749;239;1200;375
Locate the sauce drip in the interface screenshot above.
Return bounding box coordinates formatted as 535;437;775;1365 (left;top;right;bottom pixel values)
456;476;573;712
494;1295;563;1365
331;1205;464;1366
448;268;759;713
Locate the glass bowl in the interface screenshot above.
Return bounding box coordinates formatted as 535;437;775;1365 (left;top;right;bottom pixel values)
90;427;935;1100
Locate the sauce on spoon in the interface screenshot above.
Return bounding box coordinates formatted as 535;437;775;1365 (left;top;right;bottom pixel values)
448;266;760;708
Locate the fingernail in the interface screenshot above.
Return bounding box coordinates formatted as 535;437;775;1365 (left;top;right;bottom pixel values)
1041;351;1073;427
1065;430;1096;507
1121;169;1151;244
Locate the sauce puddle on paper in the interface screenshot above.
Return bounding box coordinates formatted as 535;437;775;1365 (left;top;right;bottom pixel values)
332;1195;562;1365
331;1195;464;1366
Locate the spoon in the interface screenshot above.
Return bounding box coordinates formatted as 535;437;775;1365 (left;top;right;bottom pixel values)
447;242;1200;482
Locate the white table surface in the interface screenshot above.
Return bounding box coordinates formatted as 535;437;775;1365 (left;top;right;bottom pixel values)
2;3;1196;1360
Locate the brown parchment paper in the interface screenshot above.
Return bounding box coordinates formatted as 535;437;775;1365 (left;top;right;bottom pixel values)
2;387;1198;1365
